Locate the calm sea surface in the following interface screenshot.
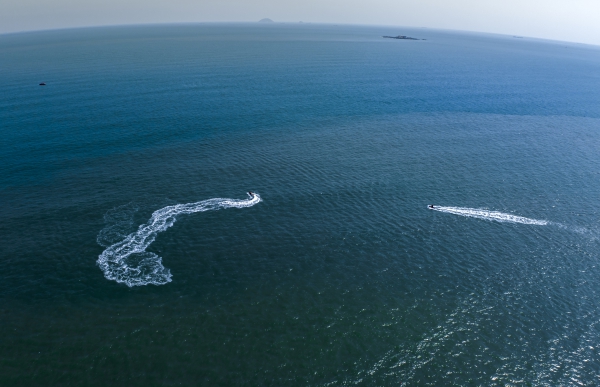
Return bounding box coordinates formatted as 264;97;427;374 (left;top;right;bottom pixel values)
2;23;600;386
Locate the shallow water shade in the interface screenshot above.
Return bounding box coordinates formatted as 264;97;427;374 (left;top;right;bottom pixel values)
1;23;600;386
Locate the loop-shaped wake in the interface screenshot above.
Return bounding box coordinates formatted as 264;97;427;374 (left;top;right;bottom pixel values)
97;193;261;287
430;206;548;225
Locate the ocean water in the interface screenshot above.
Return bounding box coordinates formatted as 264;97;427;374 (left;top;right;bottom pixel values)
1;23;600;386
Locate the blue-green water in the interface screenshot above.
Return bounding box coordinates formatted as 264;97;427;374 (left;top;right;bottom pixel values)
2;23;600;386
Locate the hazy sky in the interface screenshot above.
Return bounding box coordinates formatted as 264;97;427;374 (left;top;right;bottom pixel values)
2;0;599;45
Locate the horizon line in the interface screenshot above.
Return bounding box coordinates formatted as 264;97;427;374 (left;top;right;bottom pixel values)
1;21;598;48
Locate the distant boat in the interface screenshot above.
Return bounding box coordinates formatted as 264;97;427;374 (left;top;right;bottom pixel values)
39;82;46;86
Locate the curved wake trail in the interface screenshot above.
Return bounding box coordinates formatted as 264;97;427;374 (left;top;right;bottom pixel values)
431;206;548;226
97;193;261;287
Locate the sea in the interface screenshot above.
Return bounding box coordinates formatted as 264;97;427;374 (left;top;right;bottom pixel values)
1;23;600;386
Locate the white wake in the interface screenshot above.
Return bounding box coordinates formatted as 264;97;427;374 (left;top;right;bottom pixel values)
430;206;548;226
97;193;261;287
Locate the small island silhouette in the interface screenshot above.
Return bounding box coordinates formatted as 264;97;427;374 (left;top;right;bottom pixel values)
383;35;423;40
259;18;274;23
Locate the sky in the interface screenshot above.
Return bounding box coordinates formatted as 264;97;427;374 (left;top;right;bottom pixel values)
2;0;599;46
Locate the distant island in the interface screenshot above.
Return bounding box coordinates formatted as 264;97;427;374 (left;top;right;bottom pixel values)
259;18;274;23
383;35;423;40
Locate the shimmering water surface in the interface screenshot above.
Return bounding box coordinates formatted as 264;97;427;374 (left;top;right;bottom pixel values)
2;23;600;386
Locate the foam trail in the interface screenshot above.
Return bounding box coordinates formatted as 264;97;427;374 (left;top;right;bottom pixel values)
97;193;261;287
431;206;548;226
